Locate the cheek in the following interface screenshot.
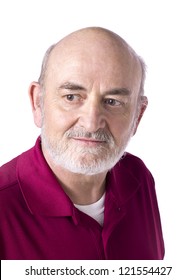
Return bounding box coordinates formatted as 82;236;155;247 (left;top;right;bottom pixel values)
109;114;133;143
42;104;75;136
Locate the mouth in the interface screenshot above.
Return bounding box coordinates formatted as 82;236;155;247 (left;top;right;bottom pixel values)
72;137;106;146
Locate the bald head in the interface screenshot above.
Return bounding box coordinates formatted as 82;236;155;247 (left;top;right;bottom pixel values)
53;27;137;57
38;27;146;97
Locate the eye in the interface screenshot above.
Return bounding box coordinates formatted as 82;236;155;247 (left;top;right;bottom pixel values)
65;94;77;101
64;94;81;102
104;98;122;106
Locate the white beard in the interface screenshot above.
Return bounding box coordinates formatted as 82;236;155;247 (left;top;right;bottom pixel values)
41;126;131;175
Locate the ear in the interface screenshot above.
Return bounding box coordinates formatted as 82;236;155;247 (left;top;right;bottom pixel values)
28;82;43;128
132;96;148;136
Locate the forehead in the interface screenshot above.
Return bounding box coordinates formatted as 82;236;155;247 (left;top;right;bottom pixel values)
45;30;142;89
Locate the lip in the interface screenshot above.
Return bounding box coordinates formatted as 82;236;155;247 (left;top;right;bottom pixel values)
72;137;106;146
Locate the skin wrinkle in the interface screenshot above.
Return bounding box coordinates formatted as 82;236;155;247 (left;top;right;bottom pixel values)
38;28;146;98
37;29;146;138
29;27;148;204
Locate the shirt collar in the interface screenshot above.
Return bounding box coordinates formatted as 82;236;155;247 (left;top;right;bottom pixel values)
106;153;141;207
17;137;75;219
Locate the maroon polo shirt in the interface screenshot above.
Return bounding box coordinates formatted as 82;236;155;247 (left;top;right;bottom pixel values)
0;137;164;259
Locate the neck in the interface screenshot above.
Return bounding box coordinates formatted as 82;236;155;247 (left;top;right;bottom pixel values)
44;153;107;205
60;171;107;205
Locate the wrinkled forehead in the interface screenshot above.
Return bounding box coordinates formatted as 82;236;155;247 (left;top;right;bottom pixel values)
45;28;143;91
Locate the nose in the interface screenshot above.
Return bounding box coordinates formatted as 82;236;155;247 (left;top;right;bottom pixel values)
77;96;106;133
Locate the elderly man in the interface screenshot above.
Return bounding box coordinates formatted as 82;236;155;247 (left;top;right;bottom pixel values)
0;27;164;259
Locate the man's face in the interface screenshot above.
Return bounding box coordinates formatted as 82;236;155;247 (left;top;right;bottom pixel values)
39;33;142;175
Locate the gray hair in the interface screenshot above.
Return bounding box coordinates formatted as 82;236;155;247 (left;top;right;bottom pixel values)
137;55;146;97
38;44;56;88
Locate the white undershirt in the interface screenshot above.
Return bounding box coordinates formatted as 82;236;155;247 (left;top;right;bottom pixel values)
74;193;105;226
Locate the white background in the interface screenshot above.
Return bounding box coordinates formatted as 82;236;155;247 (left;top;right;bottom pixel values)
0;0;195;278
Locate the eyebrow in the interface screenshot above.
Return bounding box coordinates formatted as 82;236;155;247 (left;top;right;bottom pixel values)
59;82;86;91
59;82;131;96
104;88;131;96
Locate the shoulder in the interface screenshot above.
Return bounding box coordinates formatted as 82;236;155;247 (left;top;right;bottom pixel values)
0;141;36;191
0;156;30;218
0;156;18;190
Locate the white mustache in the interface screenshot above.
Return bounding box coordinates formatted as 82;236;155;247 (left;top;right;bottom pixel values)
64;128;114;143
